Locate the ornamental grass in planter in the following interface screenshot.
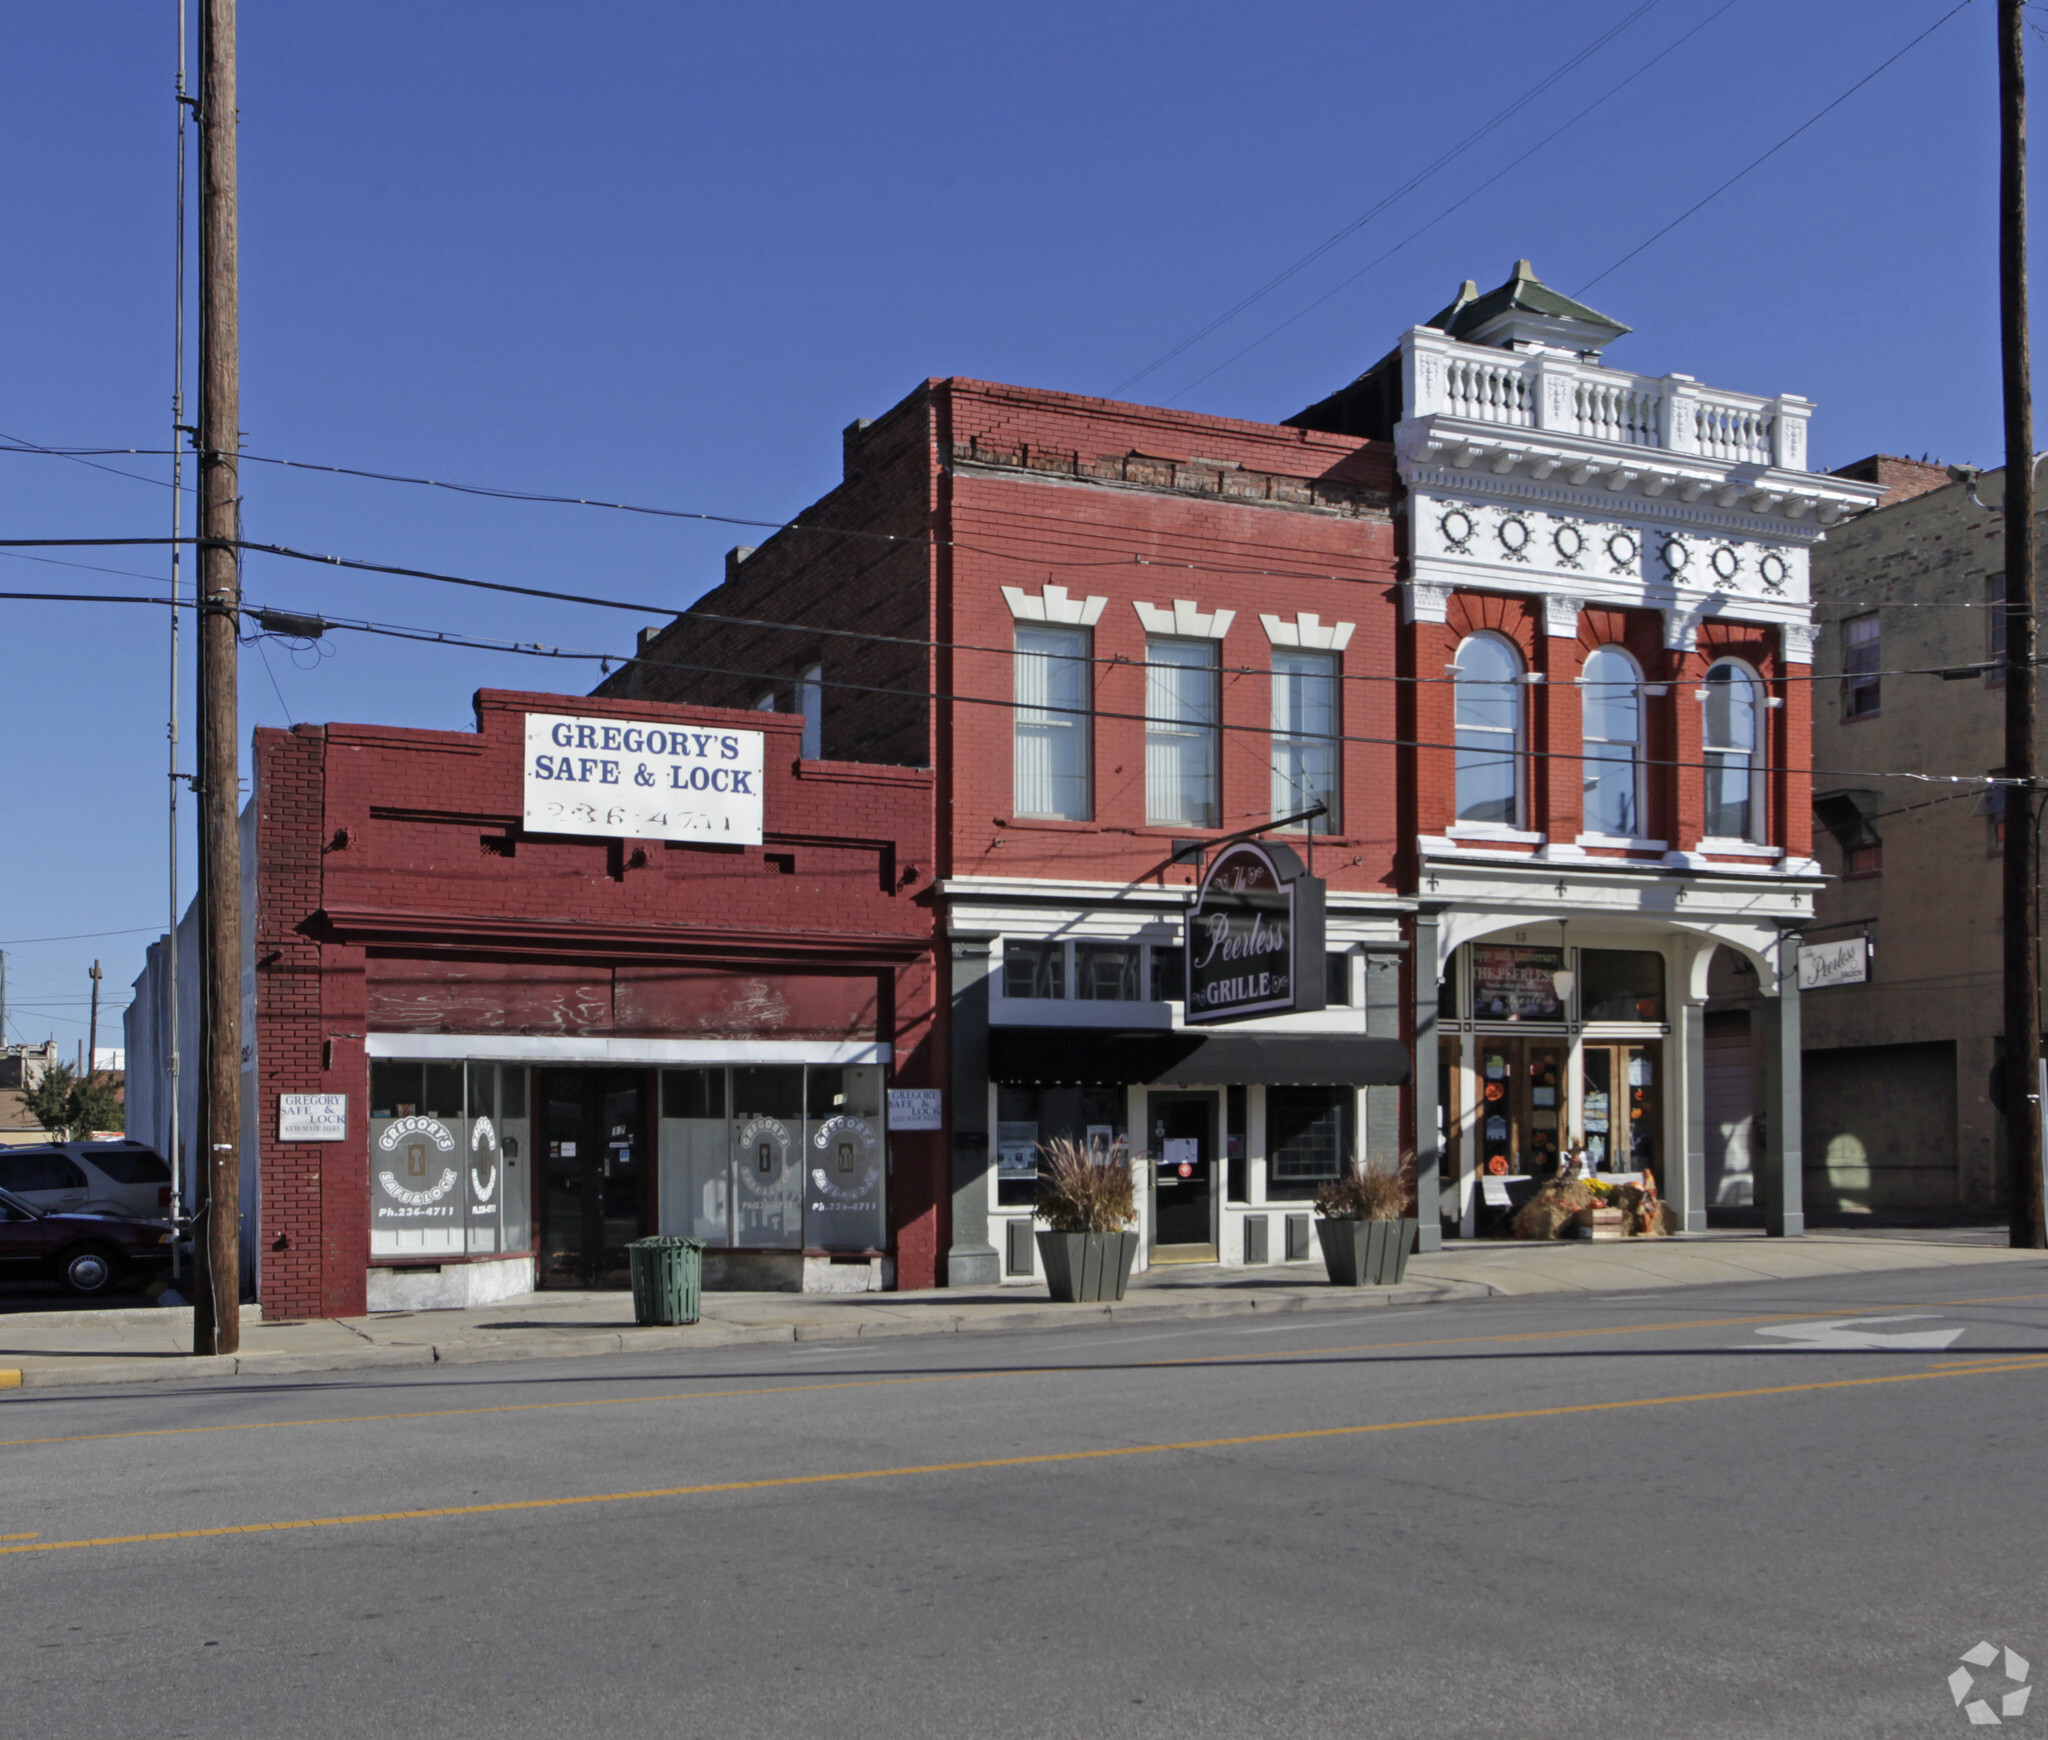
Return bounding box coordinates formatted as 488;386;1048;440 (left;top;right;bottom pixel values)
1034;1138;1139;1303
1311;1160;1415;1286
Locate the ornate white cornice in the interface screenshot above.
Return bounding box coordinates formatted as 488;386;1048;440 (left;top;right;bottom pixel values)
1396;418;1878;537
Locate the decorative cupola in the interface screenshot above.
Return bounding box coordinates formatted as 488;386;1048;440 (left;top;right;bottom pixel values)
1422;259;1630;362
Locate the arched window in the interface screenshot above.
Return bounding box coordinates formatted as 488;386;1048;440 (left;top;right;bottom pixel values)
1703;660;1763;841
1580;646;1642;837
1454;634;1523;825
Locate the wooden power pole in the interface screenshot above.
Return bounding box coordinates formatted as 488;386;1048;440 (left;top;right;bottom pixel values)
2000;0;2047;1250
191;0;243;1353
86;961;101;1076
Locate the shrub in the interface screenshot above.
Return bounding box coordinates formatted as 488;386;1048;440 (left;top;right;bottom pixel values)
1033;1137;1136;1234
1312;1160;1409;1221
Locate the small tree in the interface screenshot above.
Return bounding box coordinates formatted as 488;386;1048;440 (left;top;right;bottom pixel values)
21;1064;124;1141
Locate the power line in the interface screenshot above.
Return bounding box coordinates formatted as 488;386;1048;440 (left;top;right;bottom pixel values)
4;583;2016;792
0;928;163;946
1109;0;1671;396
1574;0;1979;295
1157;0;1742;406
0;528;2022;691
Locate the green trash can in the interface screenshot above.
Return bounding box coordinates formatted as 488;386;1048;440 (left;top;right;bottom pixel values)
627;1235;704;1326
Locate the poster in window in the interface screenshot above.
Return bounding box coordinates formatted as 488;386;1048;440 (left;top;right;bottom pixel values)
1472;946;1563;1022
805;1113;885;1251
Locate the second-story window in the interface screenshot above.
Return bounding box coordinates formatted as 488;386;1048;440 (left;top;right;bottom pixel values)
1841;614;1881;720
798;664;823;759
1146;638;1220;828
1014;627;1091;820
1453;633;1523;827
1271;650;1339;833
1580;646;1642;837
1703;660;1764;841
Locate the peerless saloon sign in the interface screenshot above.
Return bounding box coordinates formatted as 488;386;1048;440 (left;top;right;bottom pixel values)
1184;840;1327;1024
523;712;765;845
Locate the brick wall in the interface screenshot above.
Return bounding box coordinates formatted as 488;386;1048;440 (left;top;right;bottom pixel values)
252;689;940;1318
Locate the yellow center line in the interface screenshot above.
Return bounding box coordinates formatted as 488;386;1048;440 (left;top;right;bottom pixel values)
8;1355;2047;1560
6;1291;2048;1452
0;1533;36;1542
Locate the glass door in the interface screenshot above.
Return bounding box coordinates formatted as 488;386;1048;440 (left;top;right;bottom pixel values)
1580;1043;1662;1180
537;1069;650;1289
1149;1093;1217;1252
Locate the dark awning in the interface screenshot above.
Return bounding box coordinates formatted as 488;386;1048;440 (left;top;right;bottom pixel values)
988;1027;1411;1089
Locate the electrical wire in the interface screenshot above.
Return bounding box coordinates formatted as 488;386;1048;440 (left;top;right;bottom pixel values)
1157;0;1742;406
0;533;2019;691
3;585;2021;791
1109;0;1671;396
1574;0;1979;295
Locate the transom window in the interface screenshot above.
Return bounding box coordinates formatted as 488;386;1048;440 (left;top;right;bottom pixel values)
1580;645;1642;837
1454;633;1523;826
1703;660;1764;842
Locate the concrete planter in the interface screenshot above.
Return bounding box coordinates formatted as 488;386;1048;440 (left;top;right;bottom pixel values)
1036;1230;1139;1303
1315;1217;1415;1286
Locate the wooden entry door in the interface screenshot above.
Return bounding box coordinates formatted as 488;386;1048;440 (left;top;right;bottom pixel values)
1149;1093;1217;1254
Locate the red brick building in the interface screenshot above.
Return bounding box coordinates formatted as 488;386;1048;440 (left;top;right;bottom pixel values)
614;262;1881;1270
125;264;1885;1316
134;688;940;1320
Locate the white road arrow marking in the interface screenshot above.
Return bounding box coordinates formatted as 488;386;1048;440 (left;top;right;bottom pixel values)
1752;1315;1965;1352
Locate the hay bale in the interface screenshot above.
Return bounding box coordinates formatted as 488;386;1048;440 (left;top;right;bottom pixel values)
1511;1178;1595;1240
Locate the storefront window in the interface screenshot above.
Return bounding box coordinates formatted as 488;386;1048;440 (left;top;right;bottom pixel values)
1471;944;1564;1023
732;1066;805;1249
1580;950;1665;1022
803;1065;886;1250
368;1060;529;1259
1476;1041;1564;1180
656;1064;886;1252
1267;1086;1351;1200
994;1085;1127;1207
658;1067;729;1245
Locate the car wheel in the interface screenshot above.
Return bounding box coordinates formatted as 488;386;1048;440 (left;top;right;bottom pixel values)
59;1245;122;1297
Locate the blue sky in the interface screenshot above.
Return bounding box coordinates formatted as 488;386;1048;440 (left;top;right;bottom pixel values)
0;0;2014;1044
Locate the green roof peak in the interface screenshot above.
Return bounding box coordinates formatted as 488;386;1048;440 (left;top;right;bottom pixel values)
1422;261;1630;356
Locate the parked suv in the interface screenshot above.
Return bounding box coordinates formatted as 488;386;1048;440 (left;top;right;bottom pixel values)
0;1142;172;1222
0;1186;174;1296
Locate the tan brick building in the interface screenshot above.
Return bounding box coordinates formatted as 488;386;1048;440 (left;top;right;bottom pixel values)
1806;455;2020;1215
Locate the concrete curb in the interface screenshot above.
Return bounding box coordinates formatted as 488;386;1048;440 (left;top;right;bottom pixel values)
0;1279;1493;1392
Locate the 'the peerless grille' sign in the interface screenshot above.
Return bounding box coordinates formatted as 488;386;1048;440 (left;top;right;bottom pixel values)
523;712;765;845
1184;840;1327;1024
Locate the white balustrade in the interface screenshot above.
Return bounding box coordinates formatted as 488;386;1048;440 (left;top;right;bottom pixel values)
1404;328;1810;472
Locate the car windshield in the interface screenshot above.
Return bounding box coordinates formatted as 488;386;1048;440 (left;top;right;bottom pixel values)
0;1186;42;1221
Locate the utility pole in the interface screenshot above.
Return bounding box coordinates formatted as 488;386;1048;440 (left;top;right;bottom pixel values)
191;0;243;1354
2000;0;2047;1250
86;961;101;1077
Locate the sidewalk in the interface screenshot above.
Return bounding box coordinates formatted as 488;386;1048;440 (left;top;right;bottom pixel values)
3;1230;2043;1392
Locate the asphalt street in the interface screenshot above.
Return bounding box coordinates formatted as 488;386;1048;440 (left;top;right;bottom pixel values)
4;1264;2048;1739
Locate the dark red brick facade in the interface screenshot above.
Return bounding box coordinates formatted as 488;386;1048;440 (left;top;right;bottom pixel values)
251;689;938;1321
